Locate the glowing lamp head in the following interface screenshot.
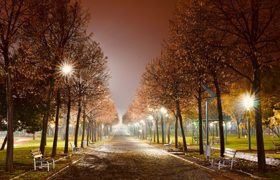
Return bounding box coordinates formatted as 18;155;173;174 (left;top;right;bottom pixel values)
60;62;74;77
242;93;255;111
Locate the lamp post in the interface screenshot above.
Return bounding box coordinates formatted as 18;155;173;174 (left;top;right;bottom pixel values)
60;62;74;153
140;120;145;139
160;107;167;144
148;115;154;141
210;122;214;145
202;84;215;160
242;93;254;151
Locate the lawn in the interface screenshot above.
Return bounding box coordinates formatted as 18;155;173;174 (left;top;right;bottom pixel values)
0;137;81;180
148;133;280;158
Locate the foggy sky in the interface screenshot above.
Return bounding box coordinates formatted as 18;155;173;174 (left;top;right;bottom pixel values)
81;0;177;115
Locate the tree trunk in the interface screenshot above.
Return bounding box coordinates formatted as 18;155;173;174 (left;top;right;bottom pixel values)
52;89;61;157
74;97;82;147
197;87;204;154
6;69;14;172
156;118;159;143
64;85;71;154
81;107;86;148
237;120;240;138
40;78;54;155
89;120;92;141
252;65;266;171
153;122;156;143
175;113;178;148
167;123;170;144
176;100;187;152
33;132;36;140
91;120;96;142
94;121;97;142
1;135;7;150
86;121;90;146
213;74;225;157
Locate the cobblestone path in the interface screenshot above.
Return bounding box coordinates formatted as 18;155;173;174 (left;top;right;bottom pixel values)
54;129;222;180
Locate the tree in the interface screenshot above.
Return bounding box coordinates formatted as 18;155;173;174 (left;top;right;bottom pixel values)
0;0;34;171
28;0;88;155
168;0;234;156
209;0;280;170
72;39;108;148
141;51;193;152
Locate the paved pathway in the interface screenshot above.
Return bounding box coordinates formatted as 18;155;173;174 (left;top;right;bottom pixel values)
54;128;224;180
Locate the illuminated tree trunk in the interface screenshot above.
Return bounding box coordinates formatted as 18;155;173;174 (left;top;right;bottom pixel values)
93;121;97;142
6;68;14;172
213;74;225;157
167;123;170;144
197;87;204;154
87;121;90;146
81;107;86;148
52;89;61;157
237;120;241;138
40;78;54;155
176;100;187;152
74;97;82;147
153;124;156;143
64;85;71;154
33;133;36;140
156;118;159;143
252;62;266;171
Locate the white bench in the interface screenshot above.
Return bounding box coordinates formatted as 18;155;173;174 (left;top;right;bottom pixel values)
212;148;237;170
31;149;55;171
164;140;173;150
70;142;80;153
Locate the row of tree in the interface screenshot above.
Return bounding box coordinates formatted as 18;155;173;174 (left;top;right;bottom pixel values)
0;0;118;172
123;0;280;171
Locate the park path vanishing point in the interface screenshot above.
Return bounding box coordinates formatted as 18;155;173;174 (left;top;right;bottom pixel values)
53;127;249;180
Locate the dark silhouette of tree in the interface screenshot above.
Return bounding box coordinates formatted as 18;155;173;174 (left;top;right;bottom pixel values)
208;0;280;170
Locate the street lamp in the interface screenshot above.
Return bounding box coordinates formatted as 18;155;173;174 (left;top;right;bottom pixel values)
242;93;255;151
60;62;74;77
59;62;74;153
140;120;145;139
148;115;154;141
160;107;167;144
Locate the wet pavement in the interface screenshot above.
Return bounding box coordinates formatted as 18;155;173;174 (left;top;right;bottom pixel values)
54;126;220;180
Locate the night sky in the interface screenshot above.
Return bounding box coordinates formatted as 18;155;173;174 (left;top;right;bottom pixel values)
81;0;177;115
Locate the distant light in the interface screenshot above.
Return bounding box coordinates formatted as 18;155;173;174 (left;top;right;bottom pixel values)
160;107;167;114
148;115;153;120
227;122;232;128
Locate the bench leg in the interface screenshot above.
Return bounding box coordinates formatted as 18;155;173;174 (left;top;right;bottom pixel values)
47;162;50;171
52;159;55;169
34;159;36;170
